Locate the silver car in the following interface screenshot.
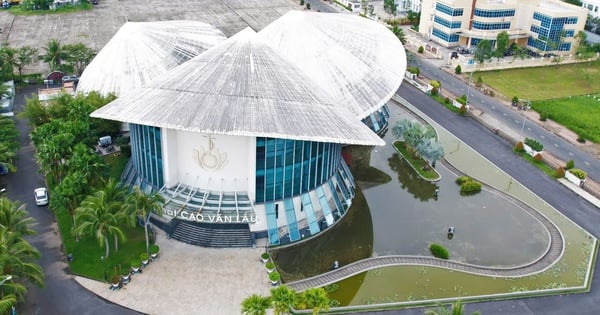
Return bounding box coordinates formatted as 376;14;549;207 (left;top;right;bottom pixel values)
34;187;49;206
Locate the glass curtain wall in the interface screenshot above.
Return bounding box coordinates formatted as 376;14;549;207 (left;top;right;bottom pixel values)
255;138;342;203
130;123;164;189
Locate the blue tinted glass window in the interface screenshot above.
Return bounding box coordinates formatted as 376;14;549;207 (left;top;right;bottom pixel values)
474;8;515;18
432;27;459;43
435;2;463;16
130;124;163;188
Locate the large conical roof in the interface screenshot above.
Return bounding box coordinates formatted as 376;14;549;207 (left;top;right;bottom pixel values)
91;28;384;146
257;11;407;119
77;20;226;97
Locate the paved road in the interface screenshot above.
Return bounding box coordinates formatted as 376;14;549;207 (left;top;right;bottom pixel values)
5;86;140;315
366;83;600;315
410;59;600;180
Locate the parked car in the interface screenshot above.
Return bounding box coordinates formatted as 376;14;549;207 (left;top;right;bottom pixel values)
62;75;79;84
34;187;48;206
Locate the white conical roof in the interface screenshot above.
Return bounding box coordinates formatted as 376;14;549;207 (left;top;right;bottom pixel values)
77;20;226;97
257;11;407;119
92;28;384;146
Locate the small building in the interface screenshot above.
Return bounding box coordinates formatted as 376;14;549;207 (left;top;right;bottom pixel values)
582;0;600;18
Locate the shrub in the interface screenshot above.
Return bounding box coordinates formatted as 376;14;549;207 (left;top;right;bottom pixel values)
131;258;141;269
488;90;495;97
110;274;121;285
525;138;544;151
269;271;281;282
540;112;548;121
429;80;441;89
455;65;462;74
261;252;270;261
512;96;519;105
455;175;471;185
533;153;543;162
300;0;304;5
455;94;467;105
407;66;420;76
418;46;424;53
565;159;574;170
149;244;159;255
429;243;449;259
515;141;525;152
306;2;310;9
476;76;483;87
460;180;482;195
431;87;439;96
577;135;586;143
140;252;149;262
444;97;450;104
555;166;565;178
458;105;467;115
266;261;275;270
570;168;587;180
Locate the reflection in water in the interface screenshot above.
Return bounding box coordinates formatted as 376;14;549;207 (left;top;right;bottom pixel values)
344;146;392;190
271;187;373;282
388;153;438;201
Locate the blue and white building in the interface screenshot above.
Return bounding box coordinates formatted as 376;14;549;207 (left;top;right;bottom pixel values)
419;0;587;54
90;11;406;247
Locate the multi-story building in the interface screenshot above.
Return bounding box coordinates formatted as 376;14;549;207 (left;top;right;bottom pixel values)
419;0;587;54
89;11;406;247
397;0;422;13
582;0;600;18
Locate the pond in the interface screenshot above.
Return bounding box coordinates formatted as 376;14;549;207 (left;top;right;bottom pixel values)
272;104;549;280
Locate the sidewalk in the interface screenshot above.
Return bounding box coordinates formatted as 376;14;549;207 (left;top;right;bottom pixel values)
75;230;271;315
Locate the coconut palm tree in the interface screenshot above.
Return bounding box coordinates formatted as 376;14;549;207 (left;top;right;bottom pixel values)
126;186;164;254
301;287;330;315
391;25;407;45
41;39;66;71
425;300;481;315
241;293;271;315
73;191;127;258
0;198;36;236
270;285;298;315
0;228;45;291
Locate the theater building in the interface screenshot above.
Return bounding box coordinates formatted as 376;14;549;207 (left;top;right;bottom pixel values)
90;11;406;247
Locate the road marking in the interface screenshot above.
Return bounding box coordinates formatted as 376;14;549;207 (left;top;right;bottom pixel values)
481;100;485;103
569;152;574;156
554;143;559;147
491;106;495;110
515;120;520;124
503;113;508;117
541;135;545;139
527;127;531;131
585;161;590;166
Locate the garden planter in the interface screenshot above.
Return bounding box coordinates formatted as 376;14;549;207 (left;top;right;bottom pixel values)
261;253;270;263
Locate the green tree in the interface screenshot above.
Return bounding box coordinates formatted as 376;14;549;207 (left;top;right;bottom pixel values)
73;191;127;258
241;294;271;315
12;46;39;77
0;199;36;236
425;300;481;315
494;31;509;61
270;285;298;315
0;117;18;173
41;39;67;72
384;0;396;15
18;95;51;127
126;186;164;254
301;287;330;315
0;47;16;81
391;26;407;45
416;138;445;170
63;43;96;75
473;39;492;64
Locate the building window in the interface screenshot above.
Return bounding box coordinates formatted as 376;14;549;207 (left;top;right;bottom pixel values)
472;21;511;30
255;138;342;203
434;16;462;29
474;8;515;18
432;27;459;43
435;2;463;16
530;12;576;51
130;123;164;188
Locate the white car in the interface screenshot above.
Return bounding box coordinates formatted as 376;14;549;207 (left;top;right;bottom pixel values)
34;188;49;206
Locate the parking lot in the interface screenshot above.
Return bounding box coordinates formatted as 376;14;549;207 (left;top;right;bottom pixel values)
0;0;301;74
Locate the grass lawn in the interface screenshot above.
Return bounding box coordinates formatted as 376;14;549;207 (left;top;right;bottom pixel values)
105;154;129;180
57;208;147;281
515;150;557;178
472;60;600;101
531;94;600;143
393;141;440;181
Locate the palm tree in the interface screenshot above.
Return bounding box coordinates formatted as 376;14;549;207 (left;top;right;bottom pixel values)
270;285;298;315
0;228;45;291
391;25;407;45
41;39;66;71
73;191;127;258
241;293;271;315
126;186;164;254
301;287;330;315
0;198;36;236
425;300;481;315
